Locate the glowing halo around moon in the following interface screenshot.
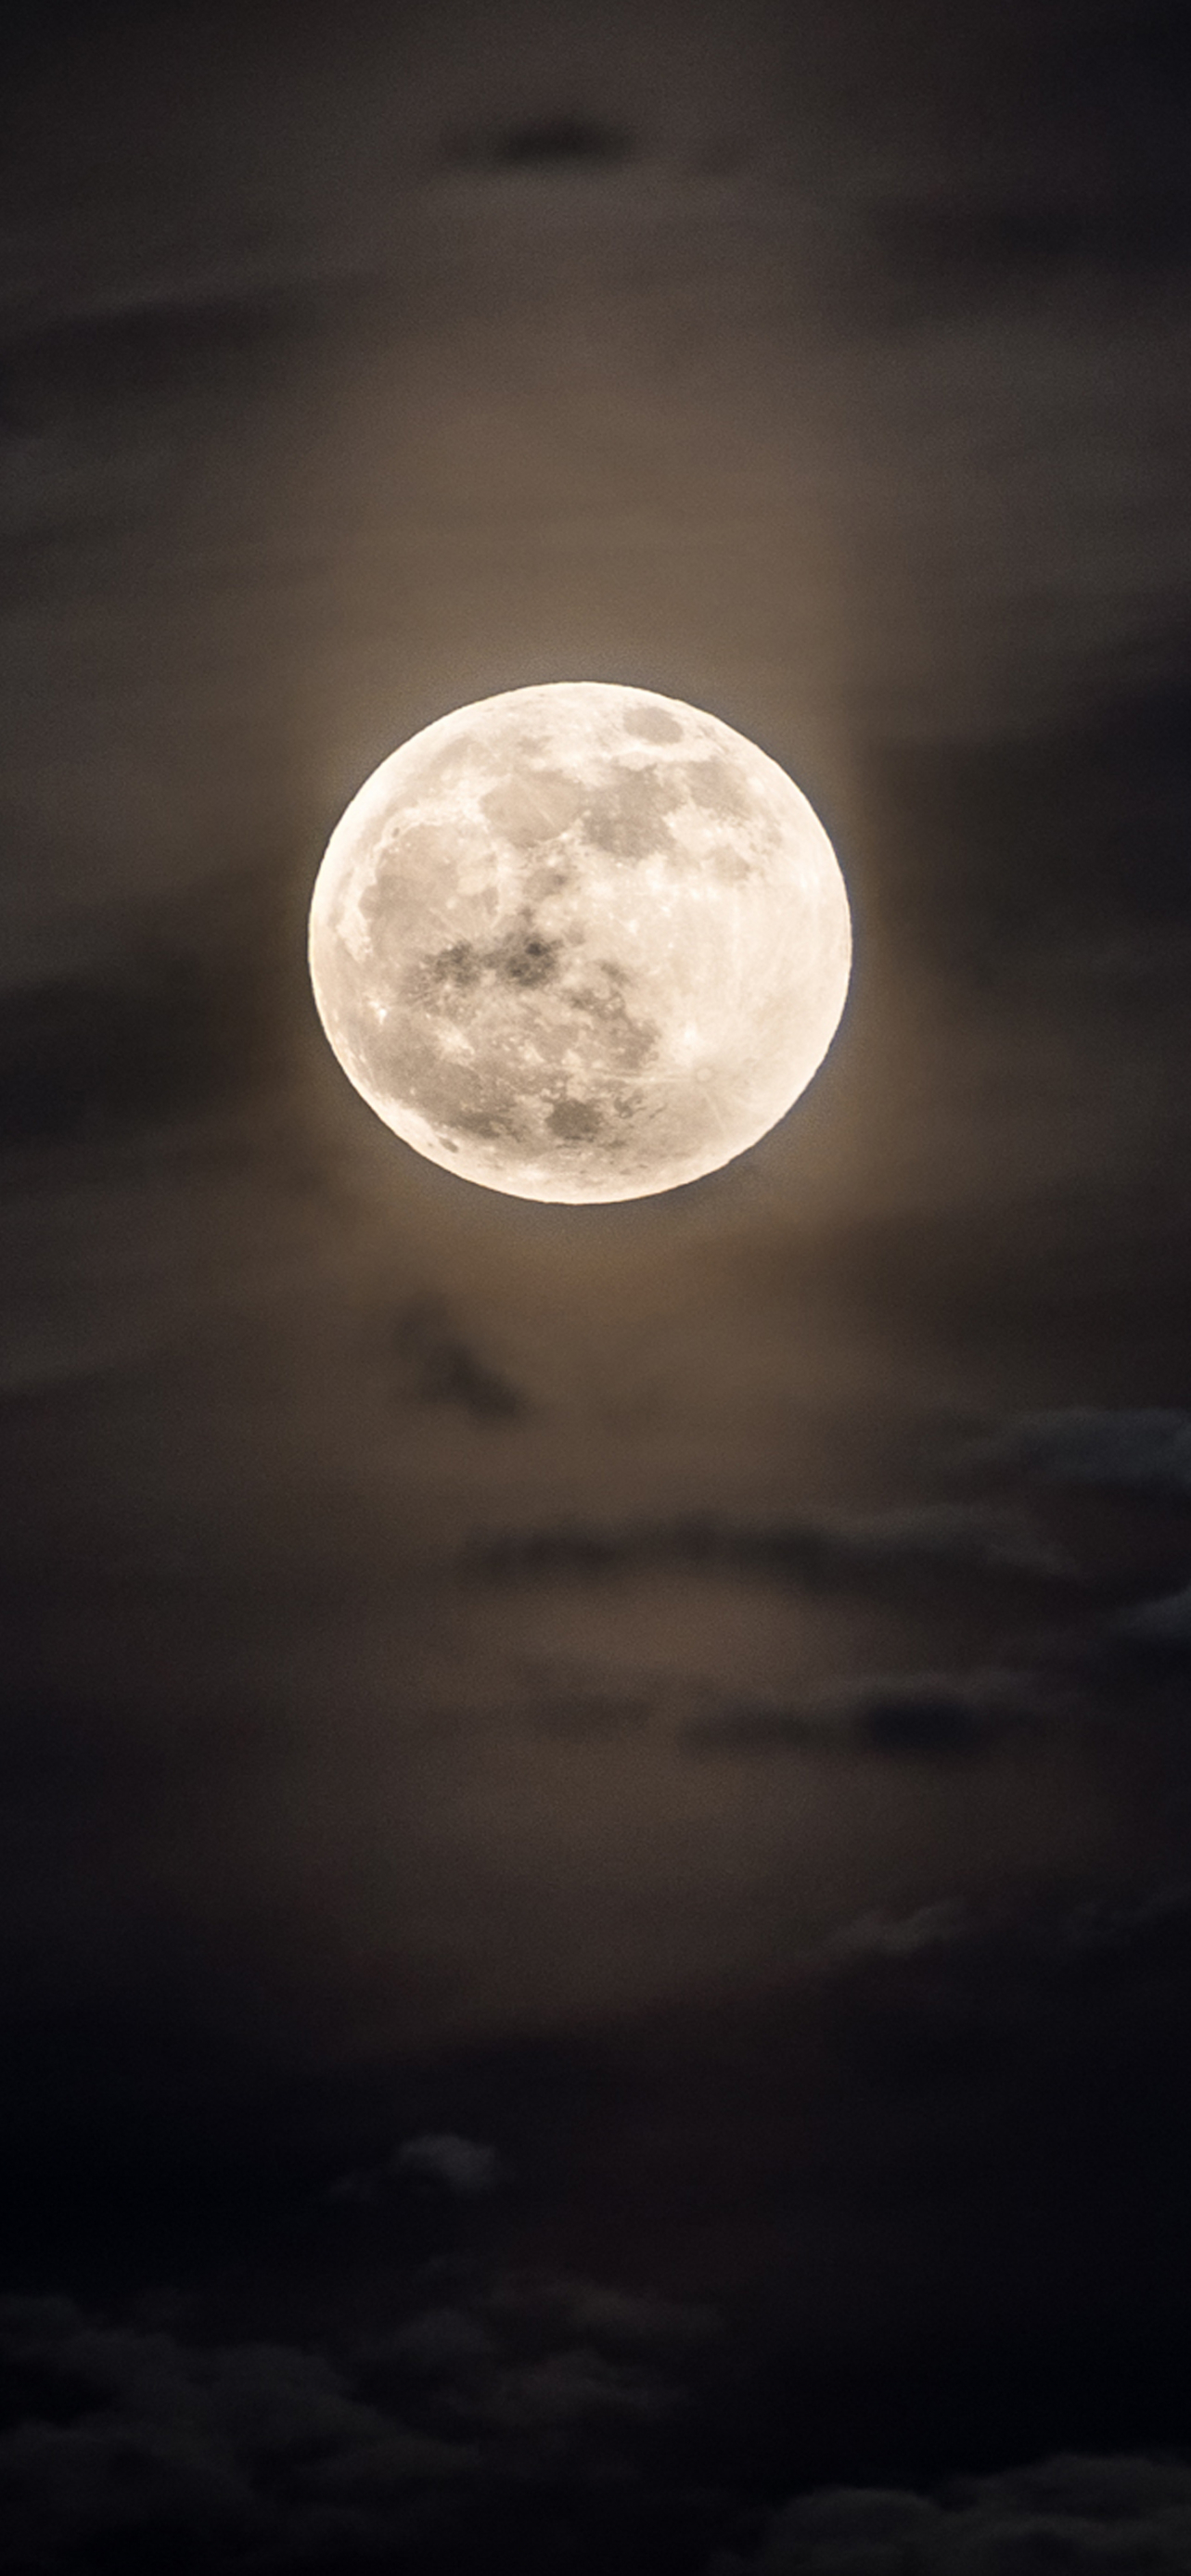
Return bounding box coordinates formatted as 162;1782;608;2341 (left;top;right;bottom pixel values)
308;682;852;1205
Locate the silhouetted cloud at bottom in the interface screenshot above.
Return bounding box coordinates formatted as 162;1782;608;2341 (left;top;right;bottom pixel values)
0;2276;716;2575
733;2455;1191;2576
4;2281;1191;2574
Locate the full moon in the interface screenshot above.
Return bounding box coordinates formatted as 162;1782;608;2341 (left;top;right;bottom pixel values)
308;682;852;1204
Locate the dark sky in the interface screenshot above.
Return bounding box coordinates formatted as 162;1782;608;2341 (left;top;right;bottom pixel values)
3;4;1191;2570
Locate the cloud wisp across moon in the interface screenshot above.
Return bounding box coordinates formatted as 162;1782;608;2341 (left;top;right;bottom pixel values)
308;682;852;1203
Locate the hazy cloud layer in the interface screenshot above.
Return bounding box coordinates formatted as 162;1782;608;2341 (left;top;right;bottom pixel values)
683;1667;1053;1759
1109;1581;1191;1652
979;1409;1191;1495
467;1507;1073;1592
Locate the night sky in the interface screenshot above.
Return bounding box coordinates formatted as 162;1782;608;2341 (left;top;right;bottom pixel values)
4;4;1191;2570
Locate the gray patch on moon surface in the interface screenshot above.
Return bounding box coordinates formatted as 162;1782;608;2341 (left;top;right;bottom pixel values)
622;703;684;746
308;682;852;1204
547;1096;606;1142
706;841;755;887
581;764;679;864
488;924;560;988
427;920;563;996
480;770;589;848
682;757;753;823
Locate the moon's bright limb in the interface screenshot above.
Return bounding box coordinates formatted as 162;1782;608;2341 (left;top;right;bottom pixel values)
308;682;852;1205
